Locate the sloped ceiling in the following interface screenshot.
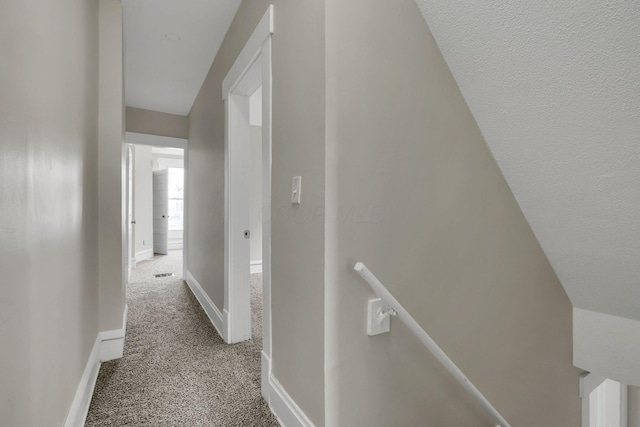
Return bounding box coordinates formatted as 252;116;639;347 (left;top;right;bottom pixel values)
414;1;640;320
123;0;241;115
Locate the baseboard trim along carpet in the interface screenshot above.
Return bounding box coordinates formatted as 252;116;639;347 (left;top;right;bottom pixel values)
99;304;128;362
63;335;101;427
267;370;315;427
135;249;154;263
64;305;128;427
262;351;314;427
185;270;225;341
184;271;312;426
262;350;271;401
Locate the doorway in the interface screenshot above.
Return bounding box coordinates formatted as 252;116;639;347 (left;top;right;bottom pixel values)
125;133;188;286
223;5;273;399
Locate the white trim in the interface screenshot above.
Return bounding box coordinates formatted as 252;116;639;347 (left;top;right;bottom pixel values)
123;303;128;328
223;308;231;340
251;260;263;274
581;374;628;427
224;4;274;346
126;131;187;149
267;373;315;427
185;270;225;340
63;335;101;427
99;303;128;362
582;373;607;427
224;92;252;344
183;139;189;281
63;301;128;427
222;5;274;98
262;352;314;426
262;351;271;401
581;373;607;399
99;332;125;362
260;28;274;366
127;144;134;283
135;248;154;263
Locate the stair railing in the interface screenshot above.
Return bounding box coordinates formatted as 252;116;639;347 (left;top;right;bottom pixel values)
354;262;510;427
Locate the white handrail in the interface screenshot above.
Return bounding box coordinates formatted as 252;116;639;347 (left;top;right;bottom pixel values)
354;262;510;427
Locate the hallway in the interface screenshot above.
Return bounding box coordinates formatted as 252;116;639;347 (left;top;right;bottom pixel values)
85;251;277;426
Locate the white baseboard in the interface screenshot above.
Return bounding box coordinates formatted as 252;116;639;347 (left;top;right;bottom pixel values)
250;260;263;274
262;351;271;401
185;270;225;341
264;353;314;427
99;303;128;362
135;249;154;263
64;305;128;426
63;335;101;427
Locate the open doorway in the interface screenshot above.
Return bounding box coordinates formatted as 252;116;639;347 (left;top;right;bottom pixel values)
222;4;273;399
248;87;264;342
125;133;188;287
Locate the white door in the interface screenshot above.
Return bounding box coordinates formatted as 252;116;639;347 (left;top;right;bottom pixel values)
226;92;252;343
153;169;169;255
127;145;135;280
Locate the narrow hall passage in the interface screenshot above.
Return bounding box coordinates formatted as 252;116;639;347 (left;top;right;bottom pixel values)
86;251;277;426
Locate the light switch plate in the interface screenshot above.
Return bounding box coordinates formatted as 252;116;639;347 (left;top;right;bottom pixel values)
291;176;301;205
367;298;391;336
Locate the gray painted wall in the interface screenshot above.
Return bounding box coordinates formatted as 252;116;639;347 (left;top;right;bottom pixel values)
97;0;126;332
186;0;325;424
324;0;581;425
0;0;100;425
126;107;189;139
630;386;640;427
269;3;326;422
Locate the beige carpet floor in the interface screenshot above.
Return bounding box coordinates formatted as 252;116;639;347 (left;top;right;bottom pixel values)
85;251;278;426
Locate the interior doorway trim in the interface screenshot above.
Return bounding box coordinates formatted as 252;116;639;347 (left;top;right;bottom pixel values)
125;132;187;149
222;4;273;394
124;133;189;287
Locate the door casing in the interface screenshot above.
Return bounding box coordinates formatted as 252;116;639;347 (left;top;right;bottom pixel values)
222;4;274;399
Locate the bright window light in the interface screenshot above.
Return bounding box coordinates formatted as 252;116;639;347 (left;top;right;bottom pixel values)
168;168;184;230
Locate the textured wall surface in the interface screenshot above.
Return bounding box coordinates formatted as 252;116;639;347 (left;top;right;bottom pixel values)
413;1;640;322
325;0;580;425
0;0;100;425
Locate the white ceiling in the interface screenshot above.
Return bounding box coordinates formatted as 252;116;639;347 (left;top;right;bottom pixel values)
415;1;640;320
123;0;241;115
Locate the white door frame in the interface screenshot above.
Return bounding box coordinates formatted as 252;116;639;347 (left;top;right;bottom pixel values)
222;4;273;395
581;373;628;427
152;169;170;255
127;145;135;279
124;133;189;283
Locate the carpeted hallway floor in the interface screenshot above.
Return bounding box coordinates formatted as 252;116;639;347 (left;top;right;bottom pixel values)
85;250;279;426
